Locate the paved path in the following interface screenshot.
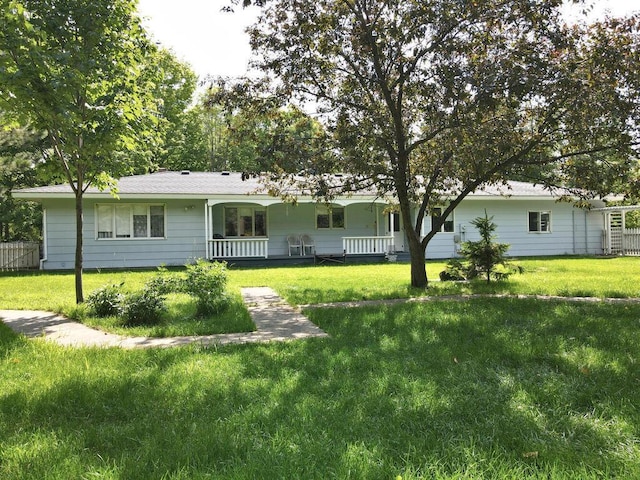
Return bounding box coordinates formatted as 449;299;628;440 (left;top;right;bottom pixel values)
0;287;327;349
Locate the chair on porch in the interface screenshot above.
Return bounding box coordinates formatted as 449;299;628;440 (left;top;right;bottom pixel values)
301;234;315;255
287;234;302;256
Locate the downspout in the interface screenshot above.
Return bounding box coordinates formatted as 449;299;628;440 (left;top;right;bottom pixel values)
584;210;588;254
572;210;576;254
204;202;209;260
39;208;48;269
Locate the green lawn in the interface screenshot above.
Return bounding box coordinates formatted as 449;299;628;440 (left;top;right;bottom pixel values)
1;257;640;478
2;256;637;312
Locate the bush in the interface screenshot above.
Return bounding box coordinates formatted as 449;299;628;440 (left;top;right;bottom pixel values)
144;266;184;295
439;259;468;281
86;283;124;317
184;260;230;316
121;288;166;326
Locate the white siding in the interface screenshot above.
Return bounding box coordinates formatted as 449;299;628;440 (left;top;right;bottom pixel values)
41;196;606;269
42;199;207;269
424;199;604;259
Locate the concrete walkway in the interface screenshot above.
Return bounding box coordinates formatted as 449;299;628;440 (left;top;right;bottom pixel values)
0;287;328;349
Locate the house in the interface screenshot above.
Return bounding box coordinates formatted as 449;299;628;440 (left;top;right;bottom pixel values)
13;170;613;270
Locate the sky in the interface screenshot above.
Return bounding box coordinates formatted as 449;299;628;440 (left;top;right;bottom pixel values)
136;0;639;82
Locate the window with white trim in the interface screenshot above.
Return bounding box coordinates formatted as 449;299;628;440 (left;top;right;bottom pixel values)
431;207;454;233
224;207;267;237
528;211;551;232
96;204;165;239
316;205;345;229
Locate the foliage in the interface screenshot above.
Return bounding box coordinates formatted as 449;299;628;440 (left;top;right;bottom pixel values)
132;48;200;173
246;0;640;288
461;212;518;283
0;118;48;241
120;287;166;326
143;266;184;295
184;259;230;316
201;80;334;174
439;258;467;282
0;0;161;303
85;283;124;317
439;212;523;283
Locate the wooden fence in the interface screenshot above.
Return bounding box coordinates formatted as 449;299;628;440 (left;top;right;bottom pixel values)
623;228;640;256
0;242;40;270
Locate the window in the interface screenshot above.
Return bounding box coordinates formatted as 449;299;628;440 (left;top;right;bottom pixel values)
528;211;551;232
224;207;267;237
432;207;454;233
96;204;165;239
316;205;345;229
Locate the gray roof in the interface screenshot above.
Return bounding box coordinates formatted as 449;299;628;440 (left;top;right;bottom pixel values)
13;170;567;200
14;171;262;197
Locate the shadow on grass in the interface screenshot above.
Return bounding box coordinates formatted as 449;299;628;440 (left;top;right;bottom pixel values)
1;298;639;478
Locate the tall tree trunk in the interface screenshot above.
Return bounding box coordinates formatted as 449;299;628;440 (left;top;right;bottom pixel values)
407;230;428;288
74;191;84;303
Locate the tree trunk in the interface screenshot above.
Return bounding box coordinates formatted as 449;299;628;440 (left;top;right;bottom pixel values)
407;231;428;288
74;191;84;304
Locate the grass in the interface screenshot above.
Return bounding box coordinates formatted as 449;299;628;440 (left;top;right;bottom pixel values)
0;269;254;337
227;256;640;304
1;296;639;478
1;256;640;477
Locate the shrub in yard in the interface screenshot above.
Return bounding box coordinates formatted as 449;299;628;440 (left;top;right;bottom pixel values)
86;283;124;317
184;259;230;316
439;259;468;281
145;266;184;295
121;288;166;326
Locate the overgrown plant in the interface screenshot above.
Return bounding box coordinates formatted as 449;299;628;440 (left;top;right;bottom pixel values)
86;283;124;317
144;266;184;295
184;260;229;316
121;287;166;326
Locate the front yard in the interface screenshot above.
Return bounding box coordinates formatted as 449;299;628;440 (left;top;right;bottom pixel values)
1;257;639;479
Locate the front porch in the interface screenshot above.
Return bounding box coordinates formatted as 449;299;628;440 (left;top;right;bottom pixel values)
206;235;396;262
204;195;399;264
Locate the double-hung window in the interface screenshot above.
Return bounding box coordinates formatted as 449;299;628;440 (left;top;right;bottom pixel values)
431;207;454;233
528;211;551;233
96;204;165;239
224;207;267;237
316;205;345;229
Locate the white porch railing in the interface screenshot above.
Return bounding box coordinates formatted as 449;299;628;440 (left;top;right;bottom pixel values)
343;236;394;255
208;238;269;259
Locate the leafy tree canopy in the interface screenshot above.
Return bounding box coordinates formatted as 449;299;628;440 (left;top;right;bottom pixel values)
242;0;640;287
0;0;161;302
0;116;49;241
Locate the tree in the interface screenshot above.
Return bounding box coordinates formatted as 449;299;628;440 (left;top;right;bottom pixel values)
459;212;516;284
203;79;334;174
139;48;199;172
0;119;48;241
244;0;640;288
0;0;159;302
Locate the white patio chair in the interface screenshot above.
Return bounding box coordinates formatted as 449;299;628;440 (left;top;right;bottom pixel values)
301;234;315;255
287;234;302;256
